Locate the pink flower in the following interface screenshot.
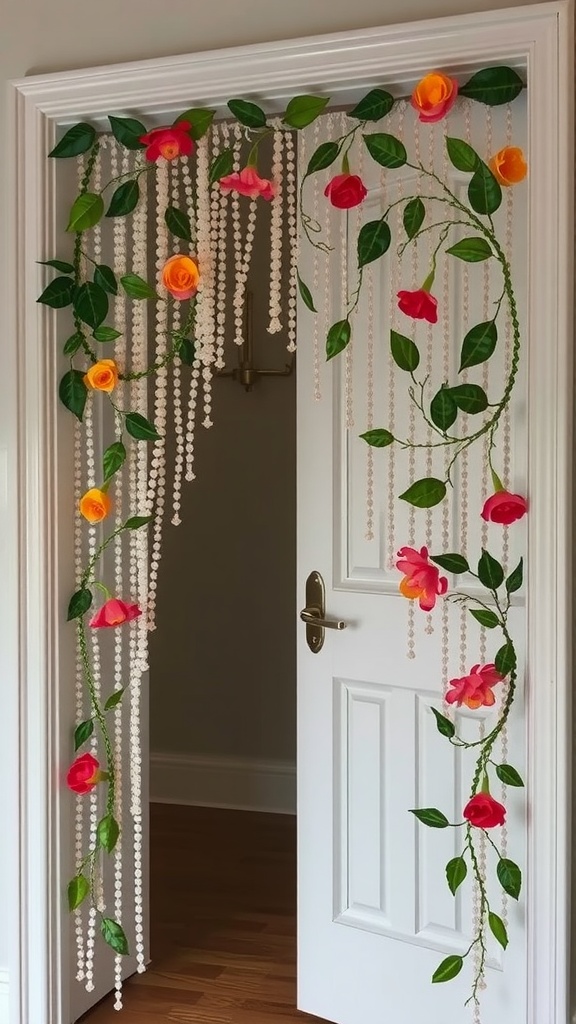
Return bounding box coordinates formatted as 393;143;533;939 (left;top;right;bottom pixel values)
397;288;438;324
446;663;505;710
463;792;506;829
219;166;275;201
139;122;194;162
481;491;527;525
90;598;142;629
324;173;368;209
396;545;448;612
67;753;101;795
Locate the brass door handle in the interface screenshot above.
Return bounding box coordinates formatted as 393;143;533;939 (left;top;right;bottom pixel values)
301;571;347;653
300;607;346;630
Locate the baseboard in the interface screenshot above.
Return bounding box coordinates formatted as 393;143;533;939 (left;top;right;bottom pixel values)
150;752;296;814
0;970;8;1024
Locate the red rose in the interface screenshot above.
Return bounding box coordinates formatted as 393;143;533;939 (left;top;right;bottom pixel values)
139;122;194;162
481;490;527;525
67;753;101;795
397;288;438;324
463;792;506;829
89;598;142;628
324;173;368;210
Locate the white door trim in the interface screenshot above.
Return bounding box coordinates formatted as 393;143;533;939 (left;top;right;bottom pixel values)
5;5;572;1022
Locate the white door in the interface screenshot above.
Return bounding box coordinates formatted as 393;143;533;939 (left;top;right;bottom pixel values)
296;99;527;1024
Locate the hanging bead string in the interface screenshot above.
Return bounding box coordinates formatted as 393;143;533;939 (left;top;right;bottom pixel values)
231;123;245;347
285;128;298;354
424;122;437;637
181;150;201;484
323;113;334;405
198;135;217;429
268;124;284;334
146;159;170;632
215;121;231;371
365;262;375;541
73;412;86;982
170;158;184;527
407;102;417;660
480;104;493;558
458;101;472;677
440;118;452;707
387;102;404;571
308;120;322;401
341;113;354;431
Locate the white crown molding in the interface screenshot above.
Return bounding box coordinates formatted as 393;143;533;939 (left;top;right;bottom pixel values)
150;752;296;814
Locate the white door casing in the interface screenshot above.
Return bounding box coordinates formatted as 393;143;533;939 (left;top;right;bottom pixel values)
5;5;572;1023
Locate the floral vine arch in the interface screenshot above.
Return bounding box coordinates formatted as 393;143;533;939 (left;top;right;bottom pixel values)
39;65;528;1017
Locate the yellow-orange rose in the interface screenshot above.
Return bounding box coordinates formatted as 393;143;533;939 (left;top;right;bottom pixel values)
79;487;112;524
162;255;200;300
83;359;119;393
411;71;458;123
489;146;527;186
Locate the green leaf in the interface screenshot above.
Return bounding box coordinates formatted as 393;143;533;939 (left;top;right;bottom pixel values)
106;179;140;218
74;282;108;330
446;137;480;173
37;276;75;309
165;205;192;242
103;441;126;483
67;587;93;621
326;319;351;361
175;338;195;365
497;858;522;900
209;148;234;186
38;258;75;274
66;192;104;233
403;197;425;240
101;918;129;956
400;478;446;509
432;955;463;984
430;387;457;432
446;237;493;263
506;558;523;594
68;874;90;911
410;807;449;828
363;132;407;169
121;274;157;300
390;330;420;372
97;814;120;853
460;66;524;106
468;162;502;216
93;326;122;342
283;95;329;129
459;321;497;371
74;718;94;751
349;89;394;122
306;141;340;176
125;412;161;442
360;428;394;448
449;383;488;415
108;115;147;150
470;608;500;629
63;333;84;356
431;707;455;739
357;219;391;268
496;763;524;787
105;688;126;711
177;107;216;140
297;272;316;312
124;515;153;529
228;98;267;129
477;548;504;589
49;123;96;158
93;264;118;295
59;370;87;421
446;856;467;895
495;641;516;677
430;553;469;574
489;911;509;949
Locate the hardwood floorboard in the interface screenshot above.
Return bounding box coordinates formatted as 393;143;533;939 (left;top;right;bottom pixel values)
78;804;330;1023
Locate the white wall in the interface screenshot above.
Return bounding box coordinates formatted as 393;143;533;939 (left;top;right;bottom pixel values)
0;0;549;999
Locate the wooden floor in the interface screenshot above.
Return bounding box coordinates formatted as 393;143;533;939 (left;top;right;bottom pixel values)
79;803;330;1023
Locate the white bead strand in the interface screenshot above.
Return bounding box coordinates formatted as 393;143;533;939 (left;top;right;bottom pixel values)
215;120;231;371
285;127;298;354
268;124;284;334
170;158;185;526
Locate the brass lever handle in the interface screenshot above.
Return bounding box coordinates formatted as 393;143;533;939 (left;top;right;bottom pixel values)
300;607;347;630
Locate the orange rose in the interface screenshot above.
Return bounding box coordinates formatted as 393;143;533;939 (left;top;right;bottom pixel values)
79;487;112;524
83;358;119;393
489;146;527;186
162;255;200;300
411;71;458;123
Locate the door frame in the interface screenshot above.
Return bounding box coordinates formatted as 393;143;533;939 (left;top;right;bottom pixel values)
5;4;573;1022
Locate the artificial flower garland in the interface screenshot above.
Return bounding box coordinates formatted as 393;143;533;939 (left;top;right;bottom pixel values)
39;63;527;1012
